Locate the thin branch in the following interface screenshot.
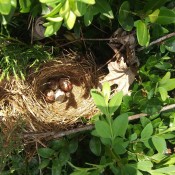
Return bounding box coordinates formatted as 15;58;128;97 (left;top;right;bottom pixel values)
23;104;175;140
138;32;175;51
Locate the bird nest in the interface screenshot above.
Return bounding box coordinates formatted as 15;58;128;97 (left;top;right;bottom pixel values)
0;52;99;133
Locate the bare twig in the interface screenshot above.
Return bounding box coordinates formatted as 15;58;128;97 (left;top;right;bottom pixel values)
138;32;175;51
23;104;175;141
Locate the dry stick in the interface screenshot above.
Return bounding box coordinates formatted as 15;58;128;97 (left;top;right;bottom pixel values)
138;32;175;51
23;104;175;140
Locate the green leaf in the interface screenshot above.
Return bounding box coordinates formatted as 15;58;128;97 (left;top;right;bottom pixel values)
39;0;60;3
113;137;127;155
95;0;114;19
108;91;123;115
156;7;175;25
83;5;99;26
0;0;11;15
102;82;111;104
158;87;168;101
137;161;153;171
71;1;87;17
159;72;170;85
95;120;111;139
165;37;175;52
112;113;128;138
130;133;137;141
38;148;55;158
150;166;175;174
144;0;168;12
46;16;63;22
141;123;153;140
19;0;31;13
44;21;62;37
44;2;63;17
68;139;78;154
135;20;150;46
64;10;76;29
77;0;95;5
152;136;166;153
52;159;61;175
59;0;70;17
118;1;134;31
59;148;70;165
50;139;67;151
91;90;108;116
140;117;150;127
89;137;101;156
149;9;160;23
39;159;50;169
160;79;175;91
70;170;89;175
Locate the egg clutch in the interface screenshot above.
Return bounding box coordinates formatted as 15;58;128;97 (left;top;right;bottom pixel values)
43;78;73;103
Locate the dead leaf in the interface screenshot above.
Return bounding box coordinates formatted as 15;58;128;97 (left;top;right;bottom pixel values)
100;57;136;95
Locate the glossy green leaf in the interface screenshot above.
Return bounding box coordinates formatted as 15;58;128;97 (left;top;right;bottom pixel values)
19;0;31;13
118;1;134;31
83;5;99;26
64;10;76;29
152;136;166;153
91;90;108;116
95;120;111;139
70;170;89;175
108;91;123;115
89;137;101;156
0;0;11;15
44;3;63;17
149;9;160;23
95;0;114;19
165;37;175;52
156;7;175;25
159;72;170;85
38;148;55;158
158;87;168;101
39;0;61;3
160;79;175;91
51;139;67;151
46;16;63;22
102;82;111;104
112;113;128;138
71;1;87;17
77;0;95;5
135;20;150;46
113;137;127;155
44;21;62;37
137;161;153;171
150;166;175;174
141;123;153;140
130;133;137;141
59;0;69;17
38;159;50;169
144;0;168;12
140;117;150;127
113;142;126;155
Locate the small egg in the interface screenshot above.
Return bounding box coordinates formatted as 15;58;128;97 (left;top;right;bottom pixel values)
59;78;73;92
55;89;66;103
48;79;58;90
44;89;55;103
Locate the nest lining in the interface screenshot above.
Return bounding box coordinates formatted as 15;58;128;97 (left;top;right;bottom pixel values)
0;53;98;132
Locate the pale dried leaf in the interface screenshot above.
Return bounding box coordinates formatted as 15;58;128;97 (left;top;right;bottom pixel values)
100;57;135;95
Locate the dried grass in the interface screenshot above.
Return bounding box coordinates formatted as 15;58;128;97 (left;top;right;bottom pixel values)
0;52;99;133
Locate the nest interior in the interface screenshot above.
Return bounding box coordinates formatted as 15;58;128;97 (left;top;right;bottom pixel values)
0;53;99;133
